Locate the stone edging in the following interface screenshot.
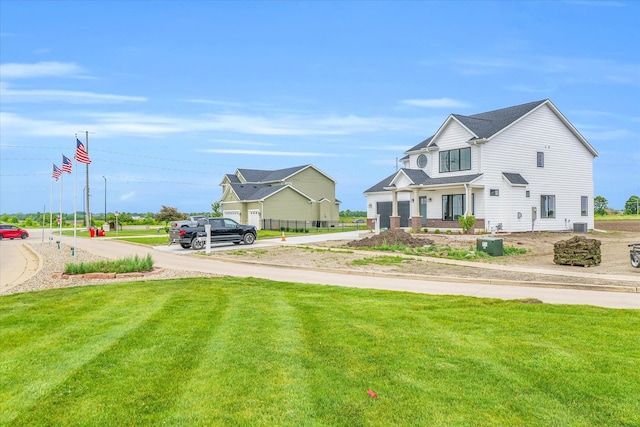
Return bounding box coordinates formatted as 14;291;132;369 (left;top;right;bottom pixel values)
52;267;165;280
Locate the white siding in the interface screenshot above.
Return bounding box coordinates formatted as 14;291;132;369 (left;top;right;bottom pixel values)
427;121;477;179
371;102;595;233
479;104;595;231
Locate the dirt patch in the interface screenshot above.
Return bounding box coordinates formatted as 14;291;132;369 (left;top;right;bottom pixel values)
595;220;640;232
214;229;640;289
346;229;433;248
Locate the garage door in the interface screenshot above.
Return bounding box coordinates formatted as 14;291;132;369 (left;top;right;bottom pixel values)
377;201;409;228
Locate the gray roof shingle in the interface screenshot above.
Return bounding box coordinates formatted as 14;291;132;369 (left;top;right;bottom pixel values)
406;100;547;152
230;183;284;201
413;173;483;186
454;100;546;139
364;169;482;193
237;165;310;183
502;172;529;185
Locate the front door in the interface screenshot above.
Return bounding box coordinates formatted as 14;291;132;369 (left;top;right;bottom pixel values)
419;196;428;226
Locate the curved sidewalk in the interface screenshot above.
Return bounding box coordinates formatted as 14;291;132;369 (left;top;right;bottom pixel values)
0;241;41;293
11;229;640;309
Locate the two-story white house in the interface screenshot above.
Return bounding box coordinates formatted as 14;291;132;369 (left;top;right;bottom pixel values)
364;99;599;233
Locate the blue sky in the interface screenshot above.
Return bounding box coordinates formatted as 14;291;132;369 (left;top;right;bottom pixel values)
1;0;638;216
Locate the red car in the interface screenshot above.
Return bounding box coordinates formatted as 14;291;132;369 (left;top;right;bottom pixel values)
0;224;29;240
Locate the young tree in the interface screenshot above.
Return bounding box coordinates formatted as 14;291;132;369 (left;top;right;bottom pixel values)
211;201;222;218
593;196;608;216
155;205;187;226
624;195;640;215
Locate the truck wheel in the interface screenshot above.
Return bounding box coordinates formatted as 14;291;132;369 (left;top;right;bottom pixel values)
243;233;256;245
632;254;640;268
192;238;205;250
180;243;191;249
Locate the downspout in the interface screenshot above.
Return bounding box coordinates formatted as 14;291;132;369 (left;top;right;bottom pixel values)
463;183;470;216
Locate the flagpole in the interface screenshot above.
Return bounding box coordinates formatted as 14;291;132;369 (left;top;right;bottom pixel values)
49;172;53;243
73;135;78;256
59;172;63;246
84;131;91;230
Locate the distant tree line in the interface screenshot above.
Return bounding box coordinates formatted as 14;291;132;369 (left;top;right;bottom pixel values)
594;195;639;215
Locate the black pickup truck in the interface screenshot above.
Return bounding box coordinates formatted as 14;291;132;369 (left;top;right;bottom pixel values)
169;218;257;249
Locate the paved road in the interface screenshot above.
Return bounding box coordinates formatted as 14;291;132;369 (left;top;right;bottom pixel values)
12;228;638;309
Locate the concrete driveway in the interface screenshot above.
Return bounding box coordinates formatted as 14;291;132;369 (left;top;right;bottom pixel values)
10;229;640;309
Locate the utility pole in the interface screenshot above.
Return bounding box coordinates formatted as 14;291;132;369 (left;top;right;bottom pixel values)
103;176;107;225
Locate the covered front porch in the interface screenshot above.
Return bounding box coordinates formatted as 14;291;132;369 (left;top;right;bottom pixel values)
370;177;485;232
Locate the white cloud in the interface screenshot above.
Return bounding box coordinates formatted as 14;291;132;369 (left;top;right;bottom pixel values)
0;84;147;104
456;55;640;86
208;138;275;147
582;128;634;141
401;98;470;109
120;191;136;201
200;149;339;157
1;107;422;142
357;145;409;151
0;61;84;79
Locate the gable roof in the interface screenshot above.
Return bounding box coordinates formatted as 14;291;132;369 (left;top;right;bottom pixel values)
228;183;312;202
453;100;546;140
364;168;482;193
405;99;598;157
235;164;336;184
365;169;429;193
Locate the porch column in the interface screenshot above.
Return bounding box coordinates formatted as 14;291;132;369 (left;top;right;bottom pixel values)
389;189;400;229
464;184;471;216
410;189;422;232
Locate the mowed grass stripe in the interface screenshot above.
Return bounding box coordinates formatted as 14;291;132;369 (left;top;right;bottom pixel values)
1;278;639;426
0;283;177;424
168;278;315;425
7;280;229;426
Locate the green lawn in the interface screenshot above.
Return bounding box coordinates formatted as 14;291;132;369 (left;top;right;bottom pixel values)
1;278;638;426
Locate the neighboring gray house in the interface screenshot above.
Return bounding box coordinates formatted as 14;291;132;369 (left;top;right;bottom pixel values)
364;99;599;233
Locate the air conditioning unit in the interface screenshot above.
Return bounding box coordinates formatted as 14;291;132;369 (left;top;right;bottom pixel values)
573;222;588;233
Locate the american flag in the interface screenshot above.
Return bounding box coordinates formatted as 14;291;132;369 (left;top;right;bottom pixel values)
62;154;72;173
52;164;62;181
74;138;91;164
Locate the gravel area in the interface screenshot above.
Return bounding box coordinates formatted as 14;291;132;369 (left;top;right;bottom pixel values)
1;242;219;296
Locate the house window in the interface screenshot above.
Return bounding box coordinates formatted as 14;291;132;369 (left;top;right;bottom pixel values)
442;194;466;220
490;189;499;196
541;195;555;218
526;190;530;198
537;152;544;167
439;147;471;173
581;196;588;216
417;154;427;168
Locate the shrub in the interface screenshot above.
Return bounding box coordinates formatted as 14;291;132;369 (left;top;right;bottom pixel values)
64;254;154;275
434;229;440;234
423;228;428;233
458;215;477;234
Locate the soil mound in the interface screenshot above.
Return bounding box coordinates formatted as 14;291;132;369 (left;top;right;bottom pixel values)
347;229;434;249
